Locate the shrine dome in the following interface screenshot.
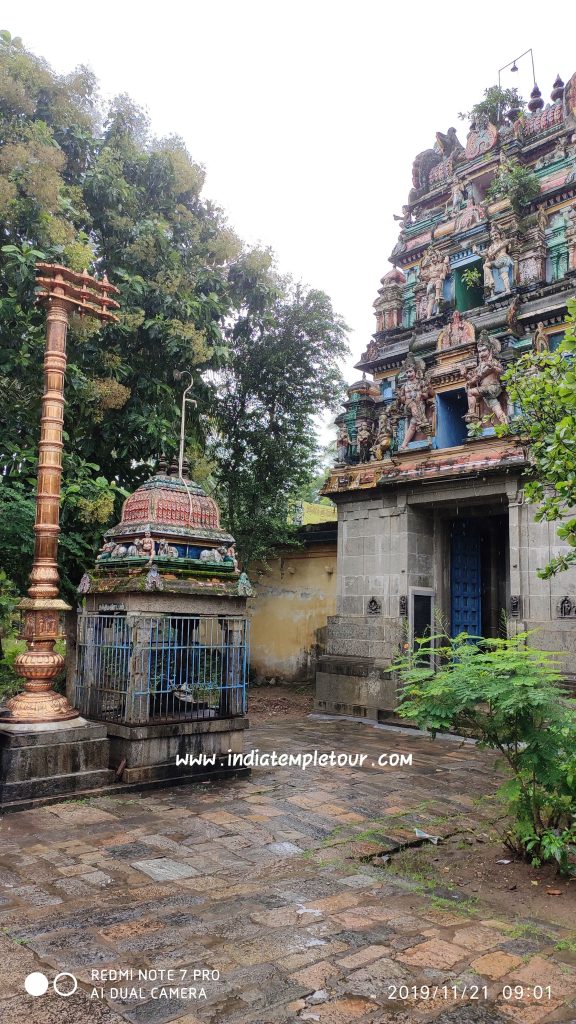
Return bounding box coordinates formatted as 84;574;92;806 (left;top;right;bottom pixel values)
104;458;234;547
348;376;380;400
121;461;220;532
381;268;406;286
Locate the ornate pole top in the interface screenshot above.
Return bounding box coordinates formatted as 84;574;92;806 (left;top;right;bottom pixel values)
35;263;120;322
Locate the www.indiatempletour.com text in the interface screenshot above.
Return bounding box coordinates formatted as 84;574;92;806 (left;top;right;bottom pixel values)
174;749;413;769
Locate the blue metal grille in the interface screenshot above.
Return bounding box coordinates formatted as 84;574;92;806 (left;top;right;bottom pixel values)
75;613;248;724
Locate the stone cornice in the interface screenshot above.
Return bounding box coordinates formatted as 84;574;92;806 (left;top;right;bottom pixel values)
324;439;527;497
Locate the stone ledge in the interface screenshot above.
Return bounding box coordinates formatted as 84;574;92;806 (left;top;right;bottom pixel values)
103;716;250;740
0;717;108;747
120;760;249;785
0;768;115;804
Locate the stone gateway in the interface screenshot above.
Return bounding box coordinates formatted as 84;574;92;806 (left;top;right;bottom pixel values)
317;73;576;720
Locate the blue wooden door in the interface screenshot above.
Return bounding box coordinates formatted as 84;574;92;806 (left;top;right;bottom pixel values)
450;519;481;636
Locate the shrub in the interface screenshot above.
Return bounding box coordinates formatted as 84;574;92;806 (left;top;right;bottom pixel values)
486;158;540;216
394;630;576;875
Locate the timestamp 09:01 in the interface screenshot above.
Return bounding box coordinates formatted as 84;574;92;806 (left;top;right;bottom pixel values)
502;985;552;1000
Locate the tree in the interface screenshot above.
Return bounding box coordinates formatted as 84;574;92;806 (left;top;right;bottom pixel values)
0;30;349;596
459;84;525;126
293;445;336;506
501;299;576;577
212;252;348;567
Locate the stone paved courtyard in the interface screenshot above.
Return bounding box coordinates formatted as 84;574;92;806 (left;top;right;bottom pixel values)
0;712;575;1024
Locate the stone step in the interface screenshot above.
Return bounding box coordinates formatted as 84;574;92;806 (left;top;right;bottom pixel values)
326;615;387;638
0;736;110;781
0;768;115;803
317;653;376;677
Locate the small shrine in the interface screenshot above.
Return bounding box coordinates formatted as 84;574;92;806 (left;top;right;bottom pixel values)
72;457;251;784
318;71;576;721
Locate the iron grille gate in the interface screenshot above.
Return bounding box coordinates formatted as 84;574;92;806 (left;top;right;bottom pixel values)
75;613;248;724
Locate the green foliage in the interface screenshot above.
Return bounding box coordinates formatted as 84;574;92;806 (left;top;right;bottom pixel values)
293;444;336;505
524;824;576;875
394;630;576;875
0;31;348;594
0;568;18;657
486;158;540;216
0;570;22;699
458;85;525;127
461;267;481;290
501;300;576;576
466;418;485;438
213;266;348;567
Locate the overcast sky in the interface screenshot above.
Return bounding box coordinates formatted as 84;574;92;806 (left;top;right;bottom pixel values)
4;2;575;427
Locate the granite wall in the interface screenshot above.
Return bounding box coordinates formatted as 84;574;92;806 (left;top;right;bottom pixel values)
316;474;576;719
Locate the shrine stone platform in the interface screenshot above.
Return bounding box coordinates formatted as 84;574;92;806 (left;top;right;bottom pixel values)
0;717;114;810
106;715;250;785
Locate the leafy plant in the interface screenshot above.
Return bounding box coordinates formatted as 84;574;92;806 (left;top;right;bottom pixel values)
466;418;485;438
486;158;540;216
459;85;525;127
394;630;576;875
500;299;576;576
524;824;576;875
0;569;18;658
461;267;481;290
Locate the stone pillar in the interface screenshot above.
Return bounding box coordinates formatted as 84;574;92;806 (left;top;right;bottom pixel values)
126;615;150;724
220;620;245;717
83;617;104;720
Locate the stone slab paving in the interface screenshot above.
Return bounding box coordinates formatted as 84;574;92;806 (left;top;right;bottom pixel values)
0;716;574;1023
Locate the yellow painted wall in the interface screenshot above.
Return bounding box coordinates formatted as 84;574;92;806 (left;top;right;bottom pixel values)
247;542;337;681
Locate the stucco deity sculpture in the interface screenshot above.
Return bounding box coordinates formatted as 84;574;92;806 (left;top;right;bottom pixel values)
199;547;223;563
537;206;548;234
140;528;155;562
158;539;179;558
237;572;253;597
393;205;413;231
465;331;508;426
454;196;486;232
335;423;350;464
370;407;396;460
450;180;467;213
479;224;515;296
96;540;115;561
533;322;550;353
77;573;91;594
437;310;475;350
226;545;239;570
420;248;450;319
397;357;434;450
356;420;374;463
465;114;498;159
127;529;155;560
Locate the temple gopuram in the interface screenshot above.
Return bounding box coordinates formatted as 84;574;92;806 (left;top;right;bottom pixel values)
316;73;576;720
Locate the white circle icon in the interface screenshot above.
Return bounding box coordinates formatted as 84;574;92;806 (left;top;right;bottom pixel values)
24;972;49;997
53;972;78;997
